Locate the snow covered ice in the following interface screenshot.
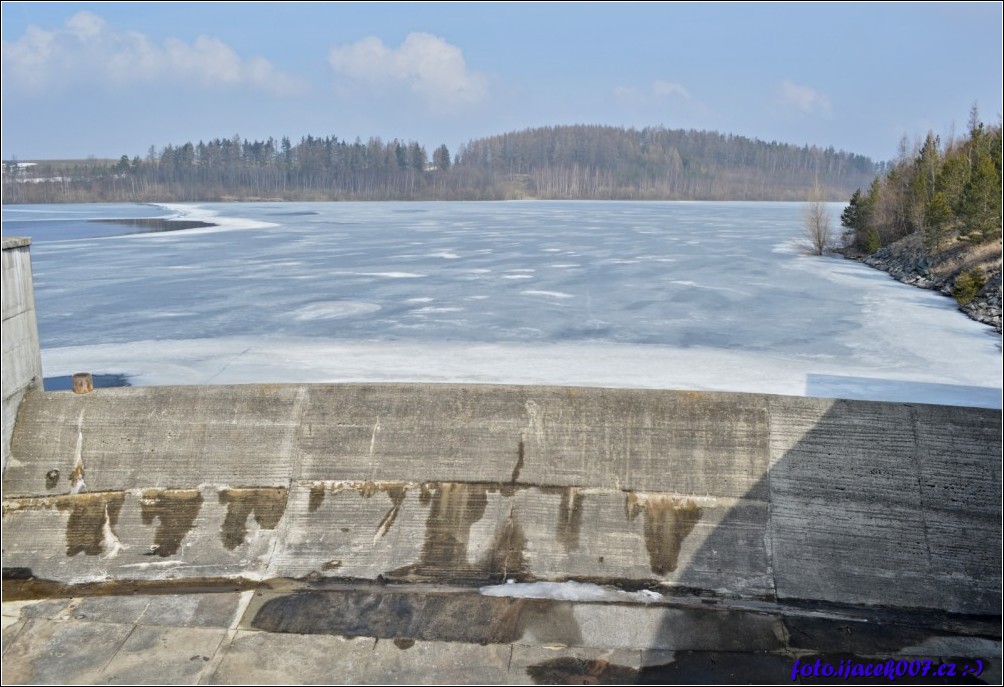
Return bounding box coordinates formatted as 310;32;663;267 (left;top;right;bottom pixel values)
4;200;1000;408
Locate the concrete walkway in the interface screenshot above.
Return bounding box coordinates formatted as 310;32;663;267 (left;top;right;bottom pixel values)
3;584;999;684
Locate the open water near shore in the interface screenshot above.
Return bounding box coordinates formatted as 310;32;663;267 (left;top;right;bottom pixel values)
3;201;1000;407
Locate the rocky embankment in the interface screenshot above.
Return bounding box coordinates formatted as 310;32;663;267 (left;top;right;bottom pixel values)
851;233;1002;333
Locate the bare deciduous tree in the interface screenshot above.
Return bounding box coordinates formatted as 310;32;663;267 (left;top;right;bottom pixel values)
802;182;833;255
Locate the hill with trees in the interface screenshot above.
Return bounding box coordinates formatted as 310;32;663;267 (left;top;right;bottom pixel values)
3;125;877;204
839;107;1002;331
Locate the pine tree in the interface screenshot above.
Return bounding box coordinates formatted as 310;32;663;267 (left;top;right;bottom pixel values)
433;144;451;171
961;152;1002;242
923;191;952;252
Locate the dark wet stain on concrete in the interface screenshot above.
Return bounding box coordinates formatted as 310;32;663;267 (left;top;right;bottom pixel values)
480;507;527;578
542;486;584;552
782;612;1000;656
514;598;585;647
626;493;702;575
308;483;326;512
1;567;34;581
139;489;204;556
527;657;640;685
312;481;411;536
2;575;257;602
391;483;488;579
527;652;819;685
386;482;530;583
55;492;126;556
511;439;525;483
374;486;407;539
252;590;420;639
218;487;289;550
392;637;415;650
251;589;572;645
526;654;816;685
45;469;60;490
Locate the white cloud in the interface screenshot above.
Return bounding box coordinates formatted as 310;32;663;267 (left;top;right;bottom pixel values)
615;80;690;106
1;11;303;96
777;78;831;114
652;79;690;99
328;33;487;113
613;85;645;105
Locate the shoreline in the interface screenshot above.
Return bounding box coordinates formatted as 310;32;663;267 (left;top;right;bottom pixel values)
841;236;1002;334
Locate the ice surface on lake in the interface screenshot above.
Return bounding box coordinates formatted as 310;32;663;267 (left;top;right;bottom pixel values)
4;200;1000;408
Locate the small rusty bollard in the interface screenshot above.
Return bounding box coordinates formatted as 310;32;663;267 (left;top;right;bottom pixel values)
72;372;94;394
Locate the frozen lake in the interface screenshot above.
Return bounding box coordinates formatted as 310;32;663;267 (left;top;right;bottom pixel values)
4;201;1000;408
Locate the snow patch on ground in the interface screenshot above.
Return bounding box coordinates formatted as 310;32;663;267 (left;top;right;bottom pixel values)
40;337;1002;408
480;581;663;604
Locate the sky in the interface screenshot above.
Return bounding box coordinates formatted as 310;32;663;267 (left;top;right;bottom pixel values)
1;2;1001;163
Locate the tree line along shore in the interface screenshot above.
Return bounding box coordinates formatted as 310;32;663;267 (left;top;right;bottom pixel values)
3;124;876;204
838;109;1002;332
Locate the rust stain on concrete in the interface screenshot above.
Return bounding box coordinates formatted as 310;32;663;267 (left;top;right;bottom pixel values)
626;492;702;575
511;439;525;484
373;485;407;541
304;481;417;540
139;488;204;556
68;455;85;492
417;483;488;571
388;482;529;582
308;483;326;512
218;487;289;550
480;506;527;578
555;487;585;552
539;485;585;551
53;492;126;556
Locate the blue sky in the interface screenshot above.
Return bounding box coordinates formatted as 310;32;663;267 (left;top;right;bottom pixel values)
2;2;1001;162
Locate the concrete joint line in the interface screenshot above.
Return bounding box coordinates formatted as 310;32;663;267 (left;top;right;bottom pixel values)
198;628;238;686
764;399;778;601
100;620;139;676
908;406;935;569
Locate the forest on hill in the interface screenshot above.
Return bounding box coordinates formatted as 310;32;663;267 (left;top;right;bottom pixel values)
3;124;878;203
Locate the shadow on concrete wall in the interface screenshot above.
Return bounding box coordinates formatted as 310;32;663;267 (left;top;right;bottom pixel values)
530;397;1002;683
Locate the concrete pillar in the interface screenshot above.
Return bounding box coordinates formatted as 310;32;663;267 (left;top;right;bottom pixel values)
2;237;43;474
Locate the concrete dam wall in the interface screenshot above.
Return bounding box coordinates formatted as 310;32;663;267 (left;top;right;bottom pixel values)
3;382;1000;616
